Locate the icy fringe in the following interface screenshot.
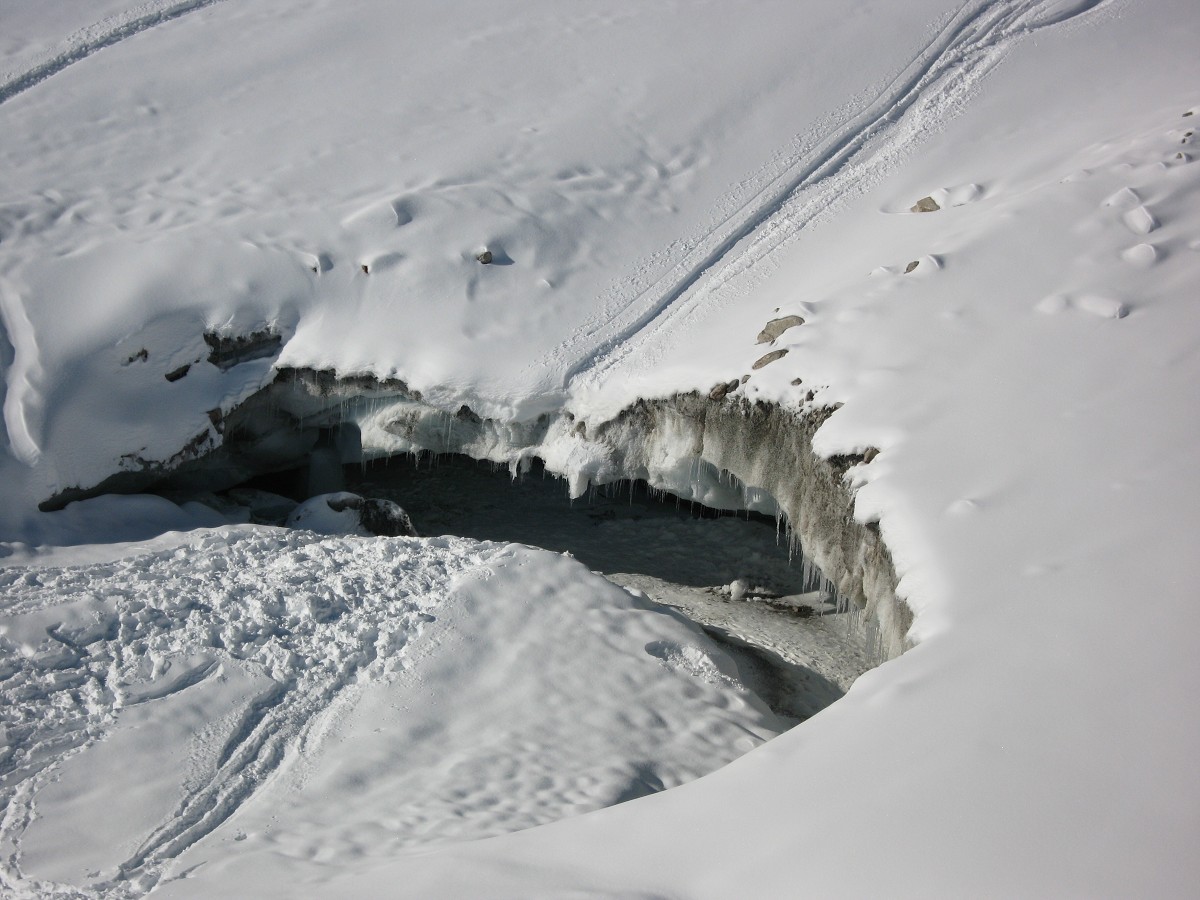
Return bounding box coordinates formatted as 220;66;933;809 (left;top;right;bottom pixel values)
40;369;909;663
562;396;908;664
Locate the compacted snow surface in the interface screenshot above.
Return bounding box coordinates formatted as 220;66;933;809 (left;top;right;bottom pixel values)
2;0;1200;897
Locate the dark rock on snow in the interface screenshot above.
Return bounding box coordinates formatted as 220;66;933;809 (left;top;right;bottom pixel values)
165;363;192;382
326;494;419;537
756;315;805;344
708;379;742;401
203;329;283;371
751;348;788;370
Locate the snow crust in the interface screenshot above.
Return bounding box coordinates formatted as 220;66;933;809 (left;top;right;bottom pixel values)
2;0;1200;896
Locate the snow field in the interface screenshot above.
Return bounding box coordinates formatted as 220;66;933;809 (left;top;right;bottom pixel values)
0;0;972;524
288;5;1200;895
0;528;780;897
1;0;1199;896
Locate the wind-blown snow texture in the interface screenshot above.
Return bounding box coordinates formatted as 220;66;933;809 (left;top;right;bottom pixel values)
2;0;1199;896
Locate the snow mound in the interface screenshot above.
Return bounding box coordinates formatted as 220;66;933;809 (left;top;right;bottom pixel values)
0;530;779;896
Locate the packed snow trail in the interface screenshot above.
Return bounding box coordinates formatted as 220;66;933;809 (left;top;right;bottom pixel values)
554;0;1110;392
0;1;231;108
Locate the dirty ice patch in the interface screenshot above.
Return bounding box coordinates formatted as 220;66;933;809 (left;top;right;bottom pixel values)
0;530;779;898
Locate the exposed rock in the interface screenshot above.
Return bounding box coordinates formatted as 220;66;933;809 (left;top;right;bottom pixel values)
122;348;149;366
790;378;803;386
751;349;788;370
904;260;919;274
708;379;742;401
476;249;493;265
203;329;283;371
275;366;417;400
456;404;483;425
164;363;191;383
740;374;751;385
756;315;805;344
361;263;370;274
759;598;816;617
826;446;880;478
356;497;418;537
910;196;940;213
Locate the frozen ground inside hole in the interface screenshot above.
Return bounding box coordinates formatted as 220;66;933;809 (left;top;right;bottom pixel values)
228;452;872;706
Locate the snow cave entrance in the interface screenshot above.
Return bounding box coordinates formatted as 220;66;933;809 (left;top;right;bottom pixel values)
225;448;870;719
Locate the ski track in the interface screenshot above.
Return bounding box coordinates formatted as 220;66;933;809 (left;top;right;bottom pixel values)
0;0;230;109
551;0;1110;391
0;530;488;899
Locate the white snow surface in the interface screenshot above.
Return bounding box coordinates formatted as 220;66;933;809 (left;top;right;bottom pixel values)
1;529;779;897
2;0;1199;896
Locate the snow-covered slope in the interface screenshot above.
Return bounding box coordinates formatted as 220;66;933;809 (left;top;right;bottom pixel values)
0;0;1081;524
2;0;1199;896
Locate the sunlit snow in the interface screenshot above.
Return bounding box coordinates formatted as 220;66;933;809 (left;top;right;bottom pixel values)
2;0;1199;897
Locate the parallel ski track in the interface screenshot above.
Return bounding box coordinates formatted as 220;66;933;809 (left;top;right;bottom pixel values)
0;0;229;108
552;0;1110;391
